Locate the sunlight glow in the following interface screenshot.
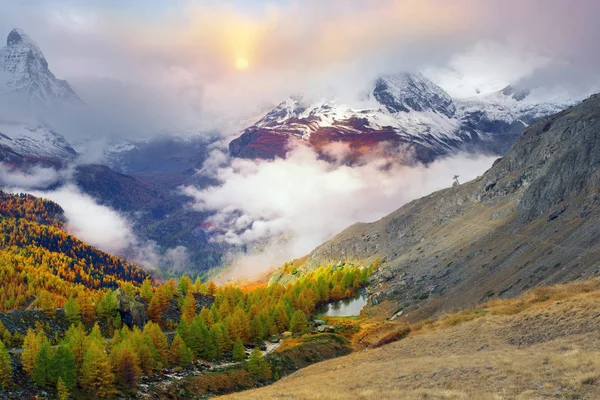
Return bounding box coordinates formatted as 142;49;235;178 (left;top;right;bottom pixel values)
235;57;249;70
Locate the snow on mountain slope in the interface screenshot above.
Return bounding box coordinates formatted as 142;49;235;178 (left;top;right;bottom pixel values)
456;86;575;126
373;72;456;117
229;74;582;163
0;28;82;105
0;121;77;159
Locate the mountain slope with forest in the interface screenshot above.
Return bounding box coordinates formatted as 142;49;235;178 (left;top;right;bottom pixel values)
0;191;151;312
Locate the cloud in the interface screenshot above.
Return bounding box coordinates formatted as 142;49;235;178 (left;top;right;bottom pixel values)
1;0;599;125
5;184;136;254
183;146;497;278
0;164;68;188
1;168;189;272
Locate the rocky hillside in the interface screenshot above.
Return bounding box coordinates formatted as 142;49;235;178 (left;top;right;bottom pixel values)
302;93;600;321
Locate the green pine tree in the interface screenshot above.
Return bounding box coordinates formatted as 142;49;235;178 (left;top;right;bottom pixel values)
247;347;271;380
232;338;246;362
54;343;77;390
290;310;309;334
34;336;55;388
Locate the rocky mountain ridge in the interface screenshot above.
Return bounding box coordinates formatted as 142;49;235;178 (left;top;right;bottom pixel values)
229;73;576;164
300;93;600;321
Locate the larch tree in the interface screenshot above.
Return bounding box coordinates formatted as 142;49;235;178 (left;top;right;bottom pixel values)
180;290;197;322
169;334;192;367
0;340;11;389
21;329;41;376
290;310;309;334
110;343;141;391
80;342;116;398
64;296;80;324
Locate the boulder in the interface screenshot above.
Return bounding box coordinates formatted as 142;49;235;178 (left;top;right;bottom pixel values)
317;325;336;333
115;289;147;328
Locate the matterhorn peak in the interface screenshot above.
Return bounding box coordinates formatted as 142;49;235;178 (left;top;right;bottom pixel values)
0;28;82;104
8;28;30;46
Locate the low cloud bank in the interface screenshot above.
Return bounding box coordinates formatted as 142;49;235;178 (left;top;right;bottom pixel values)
184;146;497;279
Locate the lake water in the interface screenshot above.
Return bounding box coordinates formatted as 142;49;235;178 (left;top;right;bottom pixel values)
316;289;368;317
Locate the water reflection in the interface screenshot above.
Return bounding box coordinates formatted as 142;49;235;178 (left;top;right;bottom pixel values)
316;289;368;317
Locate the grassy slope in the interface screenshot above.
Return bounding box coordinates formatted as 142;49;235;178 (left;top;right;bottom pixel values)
222;279;600;399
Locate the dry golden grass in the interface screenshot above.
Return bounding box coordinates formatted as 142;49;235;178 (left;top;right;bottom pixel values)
221;279;600;400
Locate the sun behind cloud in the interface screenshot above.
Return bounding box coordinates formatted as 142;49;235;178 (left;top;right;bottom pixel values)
235;58;249;70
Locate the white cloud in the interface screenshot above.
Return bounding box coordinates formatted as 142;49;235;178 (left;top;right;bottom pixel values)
13;184;137;254
0;164;68;188
184;146;497;278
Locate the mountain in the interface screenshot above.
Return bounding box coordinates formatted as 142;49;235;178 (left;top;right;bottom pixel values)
0;121;76;160
0;28;82;104
373;72;456;116
0;29;81;162
297;93;600;321
229;73;576;164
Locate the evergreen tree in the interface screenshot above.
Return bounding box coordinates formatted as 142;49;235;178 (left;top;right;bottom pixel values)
169;334;192;368
64;296;80;324
290;310;309;334
0;340;11;389
34;336;54;388
64;323;88;369
247;347;271;380
53;344;77;390
232;338;246;362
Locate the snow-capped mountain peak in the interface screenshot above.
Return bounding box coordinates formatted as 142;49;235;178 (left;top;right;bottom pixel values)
229;71;584;163
0;28;82;105
373;72;456;117
0;121;77;160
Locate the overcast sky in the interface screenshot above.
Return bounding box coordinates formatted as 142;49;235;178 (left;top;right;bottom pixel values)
1;0;599;127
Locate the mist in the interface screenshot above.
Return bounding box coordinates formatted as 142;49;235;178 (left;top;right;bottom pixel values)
1;168;190;273
184;146;497;279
